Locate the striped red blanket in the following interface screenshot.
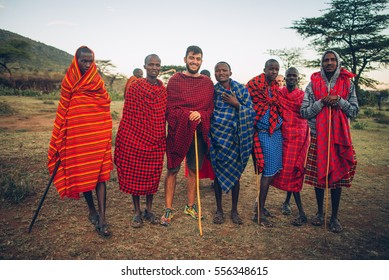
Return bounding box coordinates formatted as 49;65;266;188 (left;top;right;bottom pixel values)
47;51;112;199
114;78;167;195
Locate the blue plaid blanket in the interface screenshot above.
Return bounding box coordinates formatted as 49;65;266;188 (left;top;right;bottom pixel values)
210;80;255;192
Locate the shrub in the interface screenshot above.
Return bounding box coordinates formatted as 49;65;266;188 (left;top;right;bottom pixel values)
352;121;367;130
374;114;389;125
0;101;15;115
363;108;375;117
0;175;34;204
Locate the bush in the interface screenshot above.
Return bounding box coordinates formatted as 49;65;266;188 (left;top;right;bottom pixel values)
352;121;367;130
0;101;16;115
0;175;34;204
374;113;389;125
363;108;375;117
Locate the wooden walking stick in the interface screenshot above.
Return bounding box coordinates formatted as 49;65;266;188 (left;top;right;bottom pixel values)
194;130;203;236
28;160;61;233
324;107;332;244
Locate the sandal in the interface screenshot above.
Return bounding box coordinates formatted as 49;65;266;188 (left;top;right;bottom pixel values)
231;211;243;225
281;202;292;215
311;213;324;226
88;213;99;225
329;218;343;233
291;215;307;226
259;217;274;228
143;209;159;224
131;214;143;228
95;223;111;238
213;211;225;224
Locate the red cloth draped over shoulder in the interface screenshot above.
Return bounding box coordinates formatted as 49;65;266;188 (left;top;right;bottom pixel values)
166;73;214;169
246;73;282;173
114;78;167;196
312;68;356;185
47;52;112;199
272;87;310;192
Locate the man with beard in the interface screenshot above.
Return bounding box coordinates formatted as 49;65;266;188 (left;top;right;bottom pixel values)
301;50;358;233
161;45;214;226
272;67;310;226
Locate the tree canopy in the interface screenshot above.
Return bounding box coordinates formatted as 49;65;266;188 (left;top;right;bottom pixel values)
0;39;30;77
291;0;389;93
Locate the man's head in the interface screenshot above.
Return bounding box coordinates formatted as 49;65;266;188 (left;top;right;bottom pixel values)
133;68;143;78
200;69;211;78
285;67;299;90
76;46;94;75
184;45;203;75
144;54;161;79
214;62;232;84
322;51;338;74
263;59;280;83
276;75;285;87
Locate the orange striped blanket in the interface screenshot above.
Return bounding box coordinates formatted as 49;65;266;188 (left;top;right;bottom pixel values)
47;52;113;199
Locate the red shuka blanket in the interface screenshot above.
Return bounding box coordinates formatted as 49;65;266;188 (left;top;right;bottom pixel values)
47;50;112;199
272;87;310;192
246;73;282;173
311;68;356;185
166;73;214;169
114;78;167;195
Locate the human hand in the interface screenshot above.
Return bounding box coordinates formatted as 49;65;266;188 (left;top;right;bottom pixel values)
222;91;239;109
189;111;201;123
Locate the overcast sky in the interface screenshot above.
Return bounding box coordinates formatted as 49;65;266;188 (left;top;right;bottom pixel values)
0;0;388;87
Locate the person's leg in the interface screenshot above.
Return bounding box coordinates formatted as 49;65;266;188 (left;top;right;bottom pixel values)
131;195;143;228
83;191;98;224
281;192;292;215
212;178;224;224
311;187;324;226
160;169;178;226
231;181;243;224
329;187;343;233
164;169;178;209
146;194;153;212
187;168;196;207
291;192;307;226
95;182;111;236
259;175;273;226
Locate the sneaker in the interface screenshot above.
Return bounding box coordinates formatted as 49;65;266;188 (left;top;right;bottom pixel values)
160;208;174;226
184;204;203;220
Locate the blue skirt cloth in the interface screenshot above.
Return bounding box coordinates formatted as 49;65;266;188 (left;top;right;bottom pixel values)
258;128;283;177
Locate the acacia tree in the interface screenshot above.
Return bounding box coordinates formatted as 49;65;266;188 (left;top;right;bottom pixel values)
95;60;125;89
0;39;30;78
291;0;389;95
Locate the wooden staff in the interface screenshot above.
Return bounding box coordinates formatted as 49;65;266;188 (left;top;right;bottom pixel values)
324;107;332;240
194;130;203;236
28;160;61;233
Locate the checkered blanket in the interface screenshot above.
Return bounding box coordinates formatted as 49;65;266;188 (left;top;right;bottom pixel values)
210;80;255;192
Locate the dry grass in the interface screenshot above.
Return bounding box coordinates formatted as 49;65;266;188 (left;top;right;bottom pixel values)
0;96;388;260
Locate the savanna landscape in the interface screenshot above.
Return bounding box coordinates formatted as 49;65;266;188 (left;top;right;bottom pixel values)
0;94;388;260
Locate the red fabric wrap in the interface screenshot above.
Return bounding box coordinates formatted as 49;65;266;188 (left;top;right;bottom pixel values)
114;78;167;195
246;73;282;173
272;87;310;192
47;50;112;199
166;73;214;169
311;68;356;185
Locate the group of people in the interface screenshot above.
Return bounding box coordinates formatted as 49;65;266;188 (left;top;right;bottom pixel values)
47;45;358;238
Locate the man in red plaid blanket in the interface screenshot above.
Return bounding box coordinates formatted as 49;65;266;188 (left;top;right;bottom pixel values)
301;50;359;233
115;54;167;228
161;46;214;226
272;67;310;226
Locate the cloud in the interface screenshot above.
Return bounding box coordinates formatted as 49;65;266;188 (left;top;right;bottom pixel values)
47;20;77;27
